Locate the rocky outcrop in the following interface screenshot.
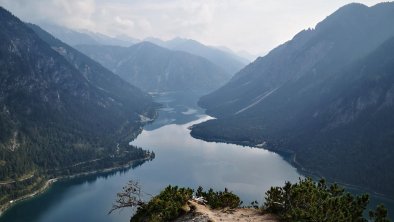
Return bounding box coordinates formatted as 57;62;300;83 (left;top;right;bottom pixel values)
175;200;278;222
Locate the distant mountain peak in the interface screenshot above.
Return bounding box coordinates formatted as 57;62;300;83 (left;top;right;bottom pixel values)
77;42;231;92
135;41;162;48
38;23;137;47
144;37;248;74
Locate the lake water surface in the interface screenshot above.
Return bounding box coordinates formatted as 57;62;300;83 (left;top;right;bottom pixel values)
1;92;392;221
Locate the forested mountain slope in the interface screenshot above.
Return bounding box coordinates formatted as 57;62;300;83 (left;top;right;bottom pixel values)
199;3;394;117
0;6;155;199
191;2;394;197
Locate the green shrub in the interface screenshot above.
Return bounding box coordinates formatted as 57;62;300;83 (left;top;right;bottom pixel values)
112;182;243;221
131;185;193;222
132;186;241;221
195;186;242;209
264;177;390;222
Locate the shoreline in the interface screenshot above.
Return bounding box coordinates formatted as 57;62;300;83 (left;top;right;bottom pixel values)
0;155;152;217
190;134;394;202
0;178;57;217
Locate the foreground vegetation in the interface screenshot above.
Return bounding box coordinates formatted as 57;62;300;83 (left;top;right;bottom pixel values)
264;178;390;222
110;181;242;222
111;178;390;222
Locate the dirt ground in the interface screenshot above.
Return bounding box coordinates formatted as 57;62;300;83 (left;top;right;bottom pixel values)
175;200;279;222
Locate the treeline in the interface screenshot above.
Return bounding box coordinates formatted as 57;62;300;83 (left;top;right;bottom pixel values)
0;175;45;206
0;147;154;207
47;148;154;177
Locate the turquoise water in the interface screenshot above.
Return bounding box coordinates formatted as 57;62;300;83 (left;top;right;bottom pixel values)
1;92;392;221
0;92;300;222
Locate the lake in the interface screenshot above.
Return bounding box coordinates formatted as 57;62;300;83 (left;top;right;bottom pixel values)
1;91;392;221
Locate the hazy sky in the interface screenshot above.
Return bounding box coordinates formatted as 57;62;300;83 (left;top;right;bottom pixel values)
0;0;387;55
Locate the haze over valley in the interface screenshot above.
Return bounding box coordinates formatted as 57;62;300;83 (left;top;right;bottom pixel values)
0;1;394;221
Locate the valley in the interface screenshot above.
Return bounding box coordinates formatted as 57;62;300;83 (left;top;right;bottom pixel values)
0;92;302;222
1;1;394;221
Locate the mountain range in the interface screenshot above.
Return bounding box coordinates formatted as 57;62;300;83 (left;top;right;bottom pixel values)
39;23;138;47
39;24;249;76
76;42;231;92
145;37;248;74
191;2;394;197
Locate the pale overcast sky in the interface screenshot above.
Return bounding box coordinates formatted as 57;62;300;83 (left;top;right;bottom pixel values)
0;0;387;55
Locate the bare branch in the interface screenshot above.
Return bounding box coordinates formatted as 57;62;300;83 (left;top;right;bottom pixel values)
108;180;148;214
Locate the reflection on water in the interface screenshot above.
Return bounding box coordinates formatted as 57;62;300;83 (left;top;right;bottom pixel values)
131;115;300;203
144;91;205;131
1;91;300;222
1;91;392;222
